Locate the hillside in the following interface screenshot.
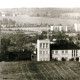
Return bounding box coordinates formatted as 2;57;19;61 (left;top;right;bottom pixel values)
1;8;80;17
0;8;80;26
61;13;80;19
0;16;79;26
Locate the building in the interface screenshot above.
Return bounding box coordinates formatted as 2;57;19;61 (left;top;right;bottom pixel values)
37;39;80;62
74;23;80;32
51;24;80;32
50;44;80;61
51;25;68;32
0;10;5;17
37;39;50;61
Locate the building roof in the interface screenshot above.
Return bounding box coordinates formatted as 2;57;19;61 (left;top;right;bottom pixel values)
50;42;80;50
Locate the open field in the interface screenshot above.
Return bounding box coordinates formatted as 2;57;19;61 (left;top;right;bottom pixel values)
0;16;79;25
0;61;80;80
61;13;80;18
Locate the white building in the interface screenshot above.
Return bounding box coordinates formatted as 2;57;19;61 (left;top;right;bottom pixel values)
50;43;80;61
37;39;80;62
51;26;68;32
37;39;50;61
51;24;80;32
52;49;80;61
74;23;80;32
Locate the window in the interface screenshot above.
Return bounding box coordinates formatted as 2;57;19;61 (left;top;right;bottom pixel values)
76;50;77;53
65;57;68;60
46;43;48;48
43;43;45;48
55;50;58;54
40;51;42;54
76;53;77;57
40;43;42;48
44;58;46;61
74;50;75;53
65;50;68;53
62;50;64;53
74;53;75;57
72;50;73;53
72;53;73;57
46;58;49;61
41;58;45;61
41;58;43;61
46;51;48;54
43;51;45;54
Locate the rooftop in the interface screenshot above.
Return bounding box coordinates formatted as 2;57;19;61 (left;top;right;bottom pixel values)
50;41;80;50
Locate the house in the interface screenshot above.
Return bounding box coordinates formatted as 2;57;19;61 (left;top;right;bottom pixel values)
37;39;80;61
50;43;80;61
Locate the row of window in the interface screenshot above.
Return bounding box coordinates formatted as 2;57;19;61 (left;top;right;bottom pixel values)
40;58;49;61
40;43;49;48
52;50;78;54
40;51;49;54
52;27;76;31
72;50;78;54
52;53;78;57
52;50;68;54
72;53;78;57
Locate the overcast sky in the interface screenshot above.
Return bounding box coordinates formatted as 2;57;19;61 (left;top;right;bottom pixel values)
0;0;80;8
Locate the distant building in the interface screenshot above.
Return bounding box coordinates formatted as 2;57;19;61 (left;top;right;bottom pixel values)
74;23;80;32
37;39;50;61
0;10;5;17
51;25;68;32
51;24;80;32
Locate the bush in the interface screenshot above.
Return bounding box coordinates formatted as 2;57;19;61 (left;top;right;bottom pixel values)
69;58;74;61
62;57;66;61
76;57;79;61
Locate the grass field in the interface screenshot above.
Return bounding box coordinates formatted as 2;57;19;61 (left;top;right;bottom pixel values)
0;16;79;25
0;61;80;80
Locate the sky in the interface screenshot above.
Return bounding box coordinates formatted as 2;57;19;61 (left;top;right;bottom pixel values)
0;0;80;8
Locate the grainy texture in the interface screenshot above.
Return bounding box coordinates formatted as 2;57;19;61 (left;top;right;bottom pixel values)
0;61;80;80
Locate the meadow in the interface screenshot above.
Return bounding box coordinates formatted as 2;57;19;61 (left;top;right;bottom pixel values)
0;16;79;26
0;61;80;80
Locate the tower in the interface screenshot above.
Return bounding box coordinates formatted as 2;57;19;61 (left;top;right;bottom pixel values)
37;39;50;61
74;23;78;32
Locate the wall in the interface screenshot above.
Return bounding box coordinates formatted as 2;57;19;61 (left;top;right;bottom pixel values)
52;50;80;61
37;39;50;61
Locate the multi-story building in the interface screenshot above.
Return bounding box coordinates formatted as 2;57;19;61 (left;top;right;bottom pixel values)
51;44;80;61
50;23;80;32
37;39;50;61
51;25;68;32
37;39;80;62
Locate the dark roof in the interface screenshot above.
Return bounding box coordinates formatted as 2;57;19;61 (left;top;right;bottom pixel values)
50;43;80;50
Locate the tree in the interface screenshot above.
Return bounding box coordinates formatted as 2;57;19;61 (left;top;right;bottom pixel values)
1;38;10;51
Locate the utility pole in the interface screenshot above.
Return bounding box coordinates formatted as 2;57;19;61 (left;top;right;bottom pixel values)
47;25;49;39
0;26;1;54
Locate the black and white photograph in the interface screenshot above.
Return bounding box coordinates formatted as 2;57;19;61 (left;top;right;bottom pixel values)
0;0;80;80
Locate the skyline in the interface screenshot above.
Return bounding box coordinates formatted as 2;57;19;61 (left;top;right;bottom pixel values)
0;0;80;8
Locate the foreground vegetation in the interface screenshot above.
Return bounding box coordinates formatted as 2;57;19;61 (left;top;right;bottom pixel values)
0;61;80;80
